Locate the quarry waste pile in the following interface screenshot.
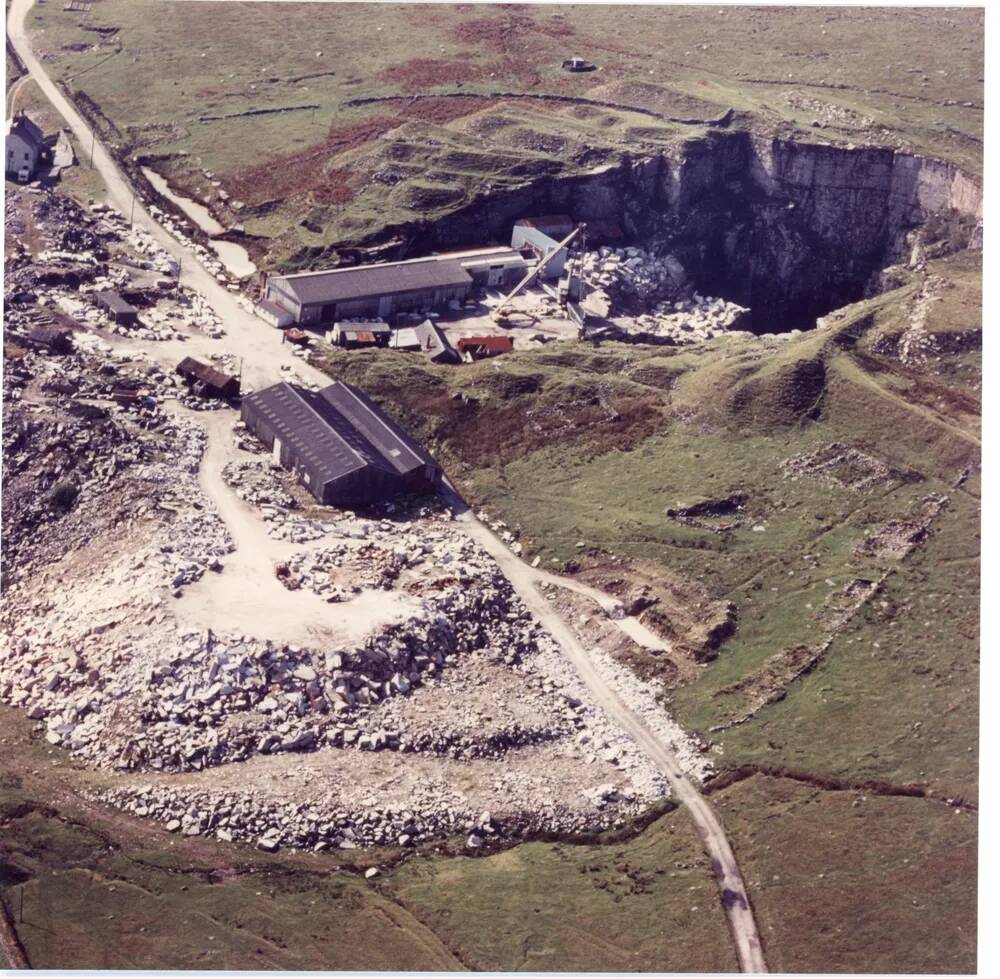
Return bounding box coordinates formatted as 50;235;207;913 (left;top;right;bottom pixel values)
580;245;752;343
2;344;700;852
3;181;726;854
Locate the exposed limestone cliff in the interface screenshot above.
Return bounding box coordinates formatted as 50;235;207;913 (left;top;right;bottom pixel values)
355;131;981;332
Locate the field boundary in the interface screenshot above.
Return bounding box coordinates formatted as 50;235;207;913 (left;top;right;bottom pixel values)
342;91;735;127
703;765;977;811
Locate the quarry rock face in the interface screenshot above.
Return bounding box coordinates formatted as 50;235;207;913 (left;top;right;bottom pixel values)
397;131;980;332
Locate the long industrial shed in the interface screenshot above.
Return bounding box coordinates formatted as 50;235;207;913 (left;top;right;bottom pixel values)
241;381;441;505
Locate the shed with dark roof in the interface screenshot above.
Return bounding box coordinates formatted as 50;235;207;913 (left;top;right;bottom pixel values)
390;320;460;364
240;381;441;505
176;356;241;399
93;290;138;325
24;323;74;354
264;258;473;326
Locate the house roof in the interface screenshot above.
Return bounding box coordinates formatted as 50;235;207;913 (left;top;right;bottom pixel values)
27;323;72;345
269;258;472;306
6;112;45;149
242;381;435;490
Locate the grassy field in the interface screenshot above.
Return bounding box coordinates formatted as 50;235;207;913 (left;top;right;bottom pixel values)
711;773;977;973
21;2;983;262
314;247;980;805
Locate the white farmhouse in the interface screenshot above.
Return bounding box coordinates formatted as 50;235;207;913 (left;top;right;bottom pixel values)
5;111;48;181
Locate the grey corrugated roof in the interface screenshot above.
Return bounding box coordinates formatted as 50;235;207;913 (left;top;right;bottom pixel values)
242;381;434;490
6;114;45;148
317;383;434;477
243;383;368;487
336;321;390;333
270;259;472;306
94;291;137;315
391;321;459;361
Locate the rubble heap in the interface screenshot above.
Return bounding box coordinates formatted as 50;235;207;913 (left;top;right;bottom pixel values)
581;246;751;343
583;246;692;307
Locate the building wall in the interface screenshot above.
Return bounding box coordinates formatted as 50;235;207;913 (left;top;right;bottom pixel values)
254;302;294;328
463;258;529;289
5;133;38;175
511;225;567;279
322;465;400;505
265;279;304;320
304;283;471;325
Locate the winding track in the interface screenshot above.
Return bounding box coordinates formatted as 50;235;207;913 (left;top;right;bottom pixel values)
6;1;767;969
450;502;767;972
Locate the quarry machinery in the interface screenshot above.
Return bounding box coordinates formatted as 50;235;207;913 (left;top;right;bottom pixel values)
491;222;586;325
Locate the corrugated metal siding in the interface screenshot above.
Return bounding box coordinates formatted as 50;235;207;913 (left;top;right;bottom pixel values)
510;226;567;279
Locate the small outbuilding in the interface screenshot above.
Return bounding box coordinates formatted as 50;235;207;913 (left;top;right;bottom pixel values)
457;335;514;362
240;380;441;505
254;297;294;329
176;356;241;399
562;56;597;72
390;320;460;364
511;216;574;279
330;321;391;349
23;323;74;354
93;290;138;326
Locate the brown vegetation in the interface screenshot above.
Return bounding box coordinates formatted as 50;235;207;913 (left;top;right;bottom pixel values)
378;57;489;93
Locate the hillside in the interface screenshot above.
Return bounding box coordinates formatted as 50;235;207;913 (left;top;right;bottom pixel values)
3;1;983;973
25;2;983;267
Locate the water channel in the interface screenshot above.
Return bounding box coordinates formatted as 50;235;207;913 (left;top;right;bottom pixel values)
141;167;257;279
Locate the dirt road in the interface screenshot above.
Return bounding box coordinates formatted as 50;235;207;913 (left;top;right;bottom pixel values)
452;505;768;973
7;1;766;969
173;408;420;649
6;0;330;396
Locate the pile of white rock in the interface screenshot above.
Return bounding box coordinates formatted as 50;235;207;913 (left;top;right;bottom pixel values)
147;203;238;290
90;203;178;277
626;293;752;344
221;460;298;511
92;773;647;852
582;246;691;305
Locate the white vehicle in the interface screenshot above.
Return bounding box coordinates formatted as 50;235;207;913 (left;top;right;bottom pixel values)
16;166;31;183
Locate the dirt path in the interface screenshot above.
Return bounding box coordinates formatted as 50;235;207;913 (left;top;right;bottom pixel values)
530;568;672;652
450;504;767;973
172;407;420;648
0;894;30;969
6;72;30;117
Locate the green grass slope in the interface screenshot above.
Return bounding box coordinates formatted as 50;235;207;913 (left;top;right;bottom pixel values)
22;2;983;260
